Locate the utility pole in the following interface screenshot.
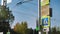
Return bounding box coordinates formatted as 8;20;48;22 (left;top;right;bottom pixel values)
39;0;52;34
38;0;42;34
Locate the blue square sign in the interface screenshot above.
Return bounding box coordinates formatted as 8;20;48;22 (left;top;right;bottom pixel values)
42;18;48;26
41;16;50;28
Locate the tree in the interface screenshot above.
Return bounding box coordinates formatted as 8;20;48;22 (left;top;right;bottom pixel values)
0;5;14;34
14;21;28;34
0;5;14;27
51;27;60;34
51;27;57;34
27;28;33;34
0;5;14;23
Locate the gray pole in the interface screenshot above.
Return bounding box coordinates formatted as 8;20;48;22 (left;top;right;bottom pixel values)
38;0;42;34
33;29;34;34
46;31;48;34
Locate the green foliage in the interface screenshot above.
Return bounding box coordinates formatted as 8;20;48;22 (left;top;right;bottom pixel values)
51;27;57;34
51;27;60;34
14;22;28;34
0;6;9;19
0;6;14;22
27;28;33;34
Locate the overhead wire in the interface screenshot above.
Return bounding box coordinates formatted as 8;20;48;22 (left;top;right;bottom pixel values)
15;2;38;10
16;2;38;14
10;0;38;14
9;0;38;21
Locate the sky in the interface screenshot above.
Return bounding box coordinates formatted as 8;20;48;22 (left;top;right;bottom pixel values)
0;0;60;29
7;0;38;29
50;0;60;27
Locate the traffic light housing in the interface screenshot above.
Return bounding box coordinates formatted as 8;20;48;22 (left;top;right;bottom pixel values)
49;8;52;17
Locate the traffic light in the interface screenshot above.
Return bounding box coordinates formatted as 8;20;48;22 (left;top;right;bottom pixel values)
49;8;52;17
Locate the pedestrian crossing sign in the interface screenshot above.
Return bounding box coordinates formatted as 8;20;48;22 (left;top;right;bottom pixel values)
41;16;50;28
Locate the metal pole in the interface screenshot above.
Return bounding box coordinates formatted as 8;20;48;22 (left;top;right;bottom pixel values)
39;31;41;34
38;0;41;33
38;0;42;34
46;32;48;34
33;29;34;34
